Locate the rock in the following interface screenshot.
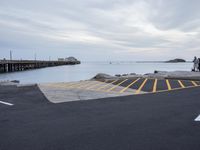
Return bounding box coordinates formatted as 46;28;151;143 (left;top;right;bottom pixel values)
0;80;20;86
122;74;128;76
115;74;121;77
165;71;200;80
146;71;200;80
11;80;20;83
154;70;168;74
166;58;186;63
144;73;151;75
92;73;116;80
130;73;136;75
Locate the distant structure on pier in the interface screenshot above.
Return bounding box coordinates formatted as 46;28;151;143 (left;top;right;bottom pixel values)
58;57;78;62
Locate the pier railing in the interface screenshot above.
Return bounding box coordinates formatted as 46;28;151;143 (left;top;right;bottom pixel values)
0;60;81;73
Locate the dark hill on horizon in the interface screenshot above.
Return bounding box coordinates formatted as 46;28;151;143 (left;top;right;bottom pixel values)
166;58;186;63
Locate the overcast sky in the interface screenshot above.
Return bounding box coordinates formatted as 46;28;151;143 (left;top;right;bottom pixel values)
0;0;200;61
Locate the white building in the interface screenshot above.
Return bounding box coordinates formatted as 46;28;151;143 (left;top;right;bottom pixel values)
65;57;78;62
58;57;78;62
58;58;65;61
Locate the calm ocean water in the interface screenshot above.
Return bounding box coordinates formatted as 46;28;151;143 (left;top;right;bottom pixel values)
0;62;193;84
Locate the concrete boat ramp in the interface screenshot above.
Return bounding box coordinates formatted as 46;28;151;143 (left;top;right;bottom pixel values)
38;80;142;103
38;77;200;103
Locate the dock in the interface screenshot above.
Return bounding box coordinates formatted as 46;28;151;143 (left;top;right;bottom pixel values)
0;60;81;73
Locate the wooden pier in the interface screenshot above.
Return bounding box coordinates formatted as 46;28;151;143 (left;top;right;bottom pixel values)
0;60;81;73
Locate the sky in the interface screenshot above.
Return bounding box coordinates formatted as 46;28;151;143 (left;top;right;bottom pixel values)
0;0;200;61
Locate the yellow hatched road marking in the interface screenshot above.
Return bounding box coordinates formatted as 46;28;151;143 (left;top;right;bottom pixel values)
120;78;140;93
135;78;148;94
68;81;89;88
62;82;79;88
191;81;198;86
65;82;80;87
86;81;106;90
178;80;185;88
96;80;118;91
53;84;67;89
152;79;157;92
106;79;128;92
76;81;96;89
166;79;172;90
48;82;76;88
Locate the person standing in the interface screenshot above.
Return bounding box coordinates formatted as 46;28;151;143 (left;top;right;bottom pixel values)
193;56;199;72
198;58;200;72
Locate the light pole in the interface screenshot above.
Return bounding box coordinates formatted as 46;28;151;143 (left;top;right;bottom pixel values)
34;53;37;61
10;50;12;61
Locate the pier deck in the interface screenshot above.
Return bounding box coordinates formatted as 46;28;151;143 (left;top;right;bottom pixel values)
0;60;81;73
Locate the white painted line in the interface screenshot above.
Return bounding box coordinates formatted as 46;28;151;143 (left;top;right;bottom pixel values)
195;115;200;121
0;100;14;106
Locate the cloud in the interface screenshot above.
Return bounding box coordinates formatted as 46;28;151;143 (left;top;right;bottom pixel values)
0;0;200;61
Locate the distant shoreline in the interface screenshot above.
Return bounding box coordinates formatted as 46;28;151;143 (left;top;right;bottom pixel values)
136;61;192;63
82;61;192;63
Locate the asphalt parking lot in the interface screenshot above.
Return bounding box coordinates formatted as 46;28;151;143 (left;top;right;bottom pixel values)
1;80;200;150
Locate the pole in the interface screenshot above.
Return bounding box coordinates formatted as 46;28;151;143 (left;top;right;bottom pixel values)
10;50;12;61
34;53;37;61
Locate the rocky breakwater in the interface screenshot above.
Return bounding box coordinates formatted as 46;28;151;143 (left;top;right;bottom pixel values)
92;71;200;81
151;71;200;80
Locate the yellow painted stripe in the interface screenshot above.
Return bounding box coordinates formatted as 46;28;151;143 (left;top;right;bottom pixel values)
152;79;157;92
120;78;140;93
76;81;95;88
96;80;118;91
68;81;88;88
60;82;77;88
64;82;80;88
178;80;185;88
166;79;172;90
63;82;77;87
135;78;148;94
86;81;106;90
191;81;198;86
106;79;128;92
78;81;96;88
52;82;77;88
135;84;200;95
